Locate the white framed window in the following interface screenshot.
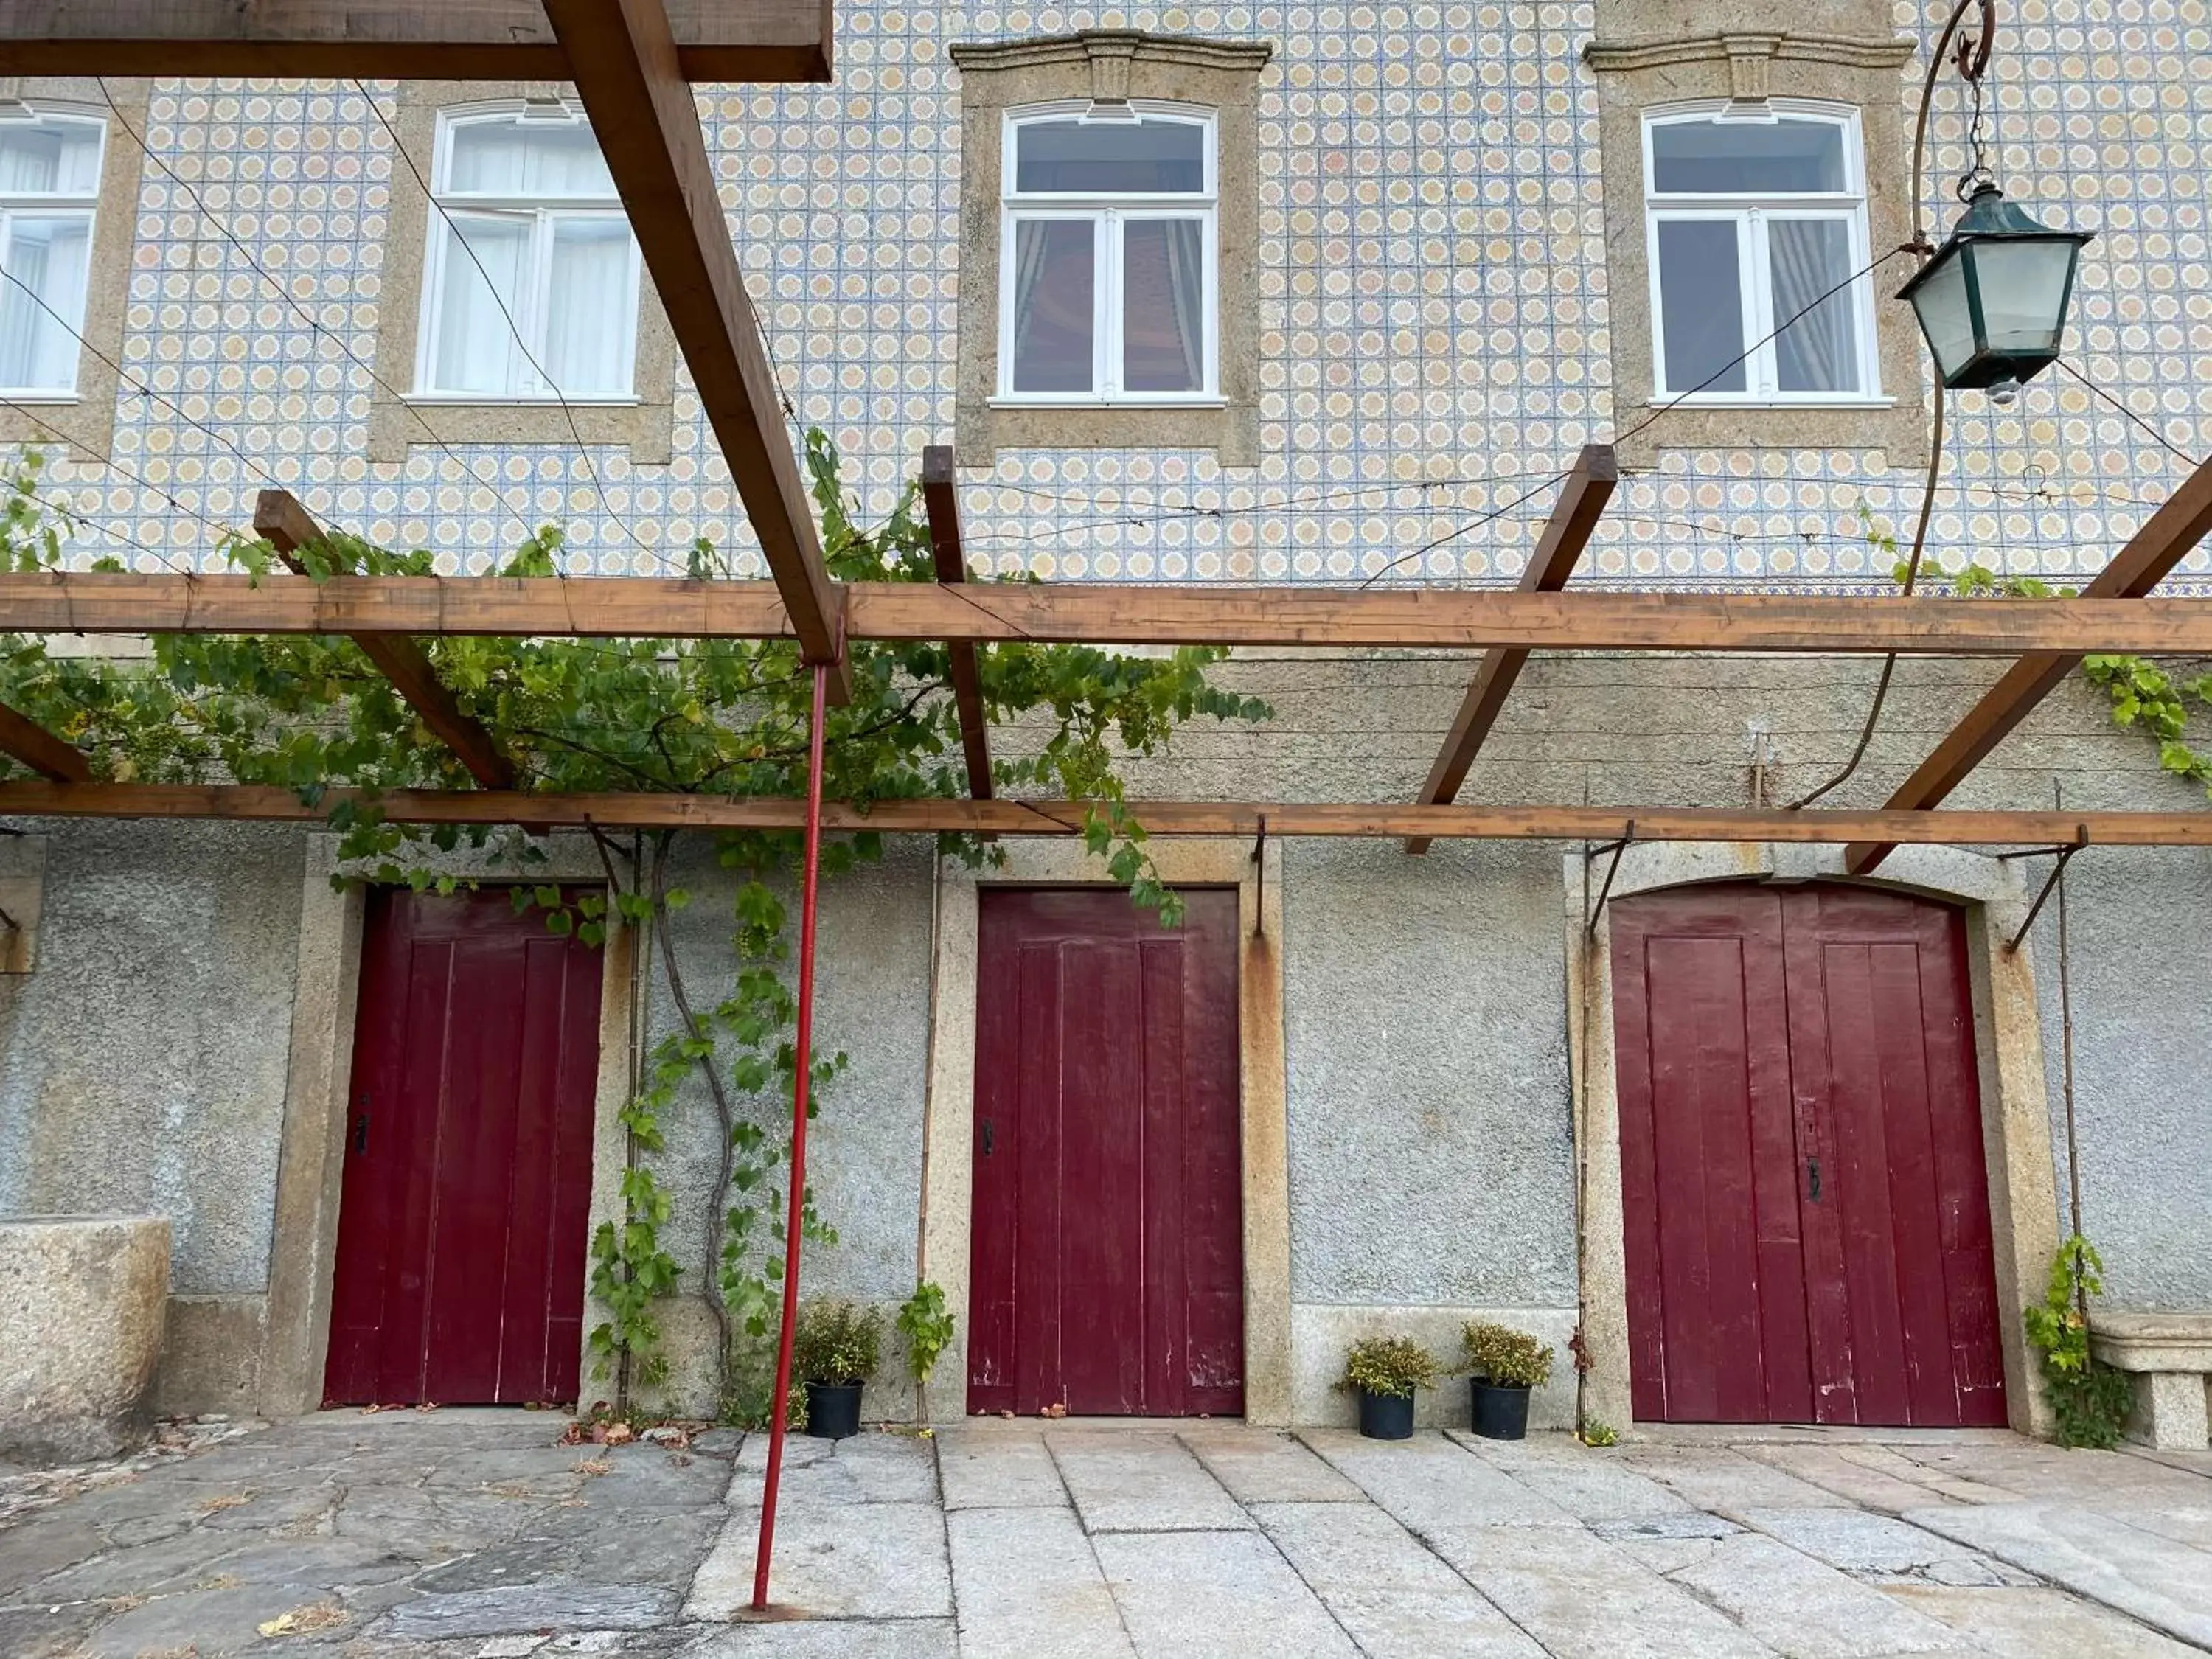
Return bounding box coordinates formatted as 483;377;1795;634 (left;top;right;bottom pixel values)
413;102;642;402
995;102;1219;405
0;108;103;399
1643;102;1883;405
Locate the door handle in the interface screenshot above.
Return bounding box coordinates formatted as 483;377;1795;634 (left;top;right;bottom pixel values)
1806;1157;1821;1203
981;1119;994;1158
352;1111;370;1157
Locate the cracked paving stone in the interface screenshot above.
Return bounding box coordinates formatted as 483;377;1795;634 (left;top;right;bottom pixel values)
671;1620;958;1658
413;1509;724;1593
372;1581;679;1640
1663;1531;1980;1658
1734;1506;2034;1586
82;1582;344;1658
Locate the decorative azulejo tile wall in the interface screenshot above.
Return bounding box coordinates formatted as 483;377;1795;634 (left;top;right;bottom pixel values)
35;1;2212;591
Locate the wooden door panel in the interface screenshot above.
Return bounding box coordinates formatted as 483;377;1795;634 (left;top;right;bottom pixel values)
1613;883;2006;1428
969;888;1242;1417
325;890;603;1408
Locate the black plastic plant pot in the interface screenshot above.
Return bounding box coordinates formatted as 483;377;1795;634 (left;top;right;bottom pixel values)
804;1380;863;1440
1469;1380;1531;1440
1357;1387;1416;1440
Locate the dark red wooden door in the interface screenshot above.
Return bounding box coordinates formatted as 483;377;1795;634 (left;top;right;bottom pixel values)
325;888;604;1407
968;888;1243;1416
1610;883;2006;1427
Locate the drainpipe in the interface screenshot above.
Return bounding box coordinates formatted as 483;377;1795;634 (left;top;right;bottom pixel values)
751;660;830;1612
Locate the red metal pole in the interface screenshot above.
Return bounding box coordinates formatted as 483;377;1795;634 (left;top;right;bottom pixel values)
751;659;829;1612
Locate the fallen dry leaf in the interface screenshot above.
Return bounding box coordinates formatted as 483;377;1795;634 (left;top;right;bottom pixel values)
574;1457;613;1477
257;1602;348;1638
197;1492;251;1513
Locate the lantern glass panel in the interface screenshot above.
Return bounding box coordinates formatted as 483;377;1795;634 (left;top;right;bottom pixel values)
1967;237;2078;357
1908;249;1978;381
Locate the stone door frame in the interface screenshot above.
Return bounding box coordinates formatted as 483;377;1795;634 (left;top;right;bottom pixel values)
917;838;1293;1425
1563;842;2062;1439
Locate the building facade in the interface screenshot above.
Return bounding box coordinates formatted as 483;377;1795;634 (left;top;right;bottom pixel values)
2;1;2211;1444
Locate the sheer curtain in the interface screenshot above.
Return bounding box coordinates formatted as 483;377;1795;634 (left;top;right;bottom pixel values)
431;212;529;394
1768;218;1858;394
544;218;630;394
447;122;614;198
0;218;89;390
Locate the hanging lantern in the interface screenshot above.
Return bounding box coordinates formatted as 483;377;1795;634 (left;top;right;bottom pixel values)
1897;183;2093;402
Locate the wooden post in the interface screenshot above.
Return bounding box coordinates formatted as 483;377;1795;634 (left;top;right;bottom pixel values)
1407;445;1616;852
1846;454;2212;873
0;701;90;782
919;446;992;804
254;491;518;791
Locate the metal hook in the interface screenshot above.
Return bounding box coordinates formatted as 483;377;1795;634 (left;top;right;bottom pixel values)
2004;824;2088;953
1251;812;1267;937
1584;820;1635;939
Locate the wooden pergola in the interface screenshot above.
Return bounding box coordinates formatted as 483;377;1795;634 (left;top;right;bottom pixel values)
4;0;2212;1612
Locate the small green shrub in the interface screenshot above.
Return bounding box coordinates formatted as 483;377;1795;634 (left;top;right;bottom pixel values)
1578;1419;1620;1448
1461;1321;1554;1389
1338;1335;1439;1399
792;1300;883;1387
897;1279;956;1388
2023;1235;2134;1449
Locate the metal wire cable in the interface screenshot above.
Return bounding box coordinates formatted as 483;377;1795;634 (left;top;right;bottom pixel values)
94;79;542;546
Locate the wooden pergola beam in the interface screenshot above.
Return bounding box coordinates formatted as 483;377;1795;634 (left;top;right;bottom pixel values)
254;491;517;791
919;445;992;802
0;701;90;782
0;1;833;81
541;0;849;703
1408;444;1616;853
1845;454;2212;874
1;780;2208;848
17;572;2212;656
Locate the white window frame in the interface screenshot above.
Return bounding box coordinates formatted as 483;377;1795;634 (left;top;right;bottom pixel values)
1642;100;1885;407
993;100;1221;407
0;105;104;401
411;101;643;404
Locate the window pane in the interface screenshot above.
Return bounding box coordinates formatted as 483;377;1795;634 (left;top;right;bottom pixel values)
1121;218;1206;392
544;218;634;395
431;213;529;394
0;213;88;389
1015;119;1205;193
1969;240;2078;355
1769;218;1861;393
448;119;616;197
1009;220;1095;393
1655;219;1746;394
1651;117;1848;195
0;122;100;196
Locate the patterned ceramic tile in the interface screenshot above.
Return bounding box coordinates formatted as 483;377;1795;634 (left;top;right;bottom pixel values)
17;1;2211;590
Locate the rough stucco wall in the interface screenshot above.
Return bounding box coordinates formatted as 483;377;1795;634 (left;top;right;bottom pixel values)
1279;837;1576;1307
0;822;304;1297
644;836;937;1332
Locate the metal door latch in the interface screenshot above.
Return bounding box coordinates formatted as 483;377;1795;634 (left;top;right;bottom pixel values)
981;1119;994;1157
1807;1157;1822;1202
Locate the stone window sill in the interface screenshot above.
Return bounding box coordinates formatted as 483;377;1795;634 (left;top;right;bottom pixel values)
988;397;1229;411
1644;396;1896;410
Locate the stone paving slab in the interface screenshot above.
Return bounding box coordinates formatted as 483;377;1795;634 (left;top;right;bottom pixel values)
672;1619;958;1658
375;1582;680;1639
1614;1443;1860;1514
1047;1430;1252;1533
1447;1431;1693;1523
728;1433;939;1508
1884;1583;2209;1658
1301;1429;1579;1530
1905;1500;2212;1649
1733;1444;1972;1514
1253;1499;1546;1658
1091;1527;1360;1658
1421;1520;1778;1658
947;1503;1133;1659
1733;1505;2034;1587
1661;1531;1979;1658
1180;1423;1365;1504
934;1426;1069;1511
687;1503;952;1622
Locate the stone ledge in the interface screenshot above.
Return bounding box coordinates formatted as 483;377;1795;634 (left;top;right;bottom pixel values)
2090;1313;2212;1374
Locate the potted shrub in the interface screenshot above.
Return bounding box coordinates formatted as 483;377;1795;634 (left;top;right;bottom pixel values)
1338;1335;1439;1440
793;1301;883;1440
1460;1321;1554;1441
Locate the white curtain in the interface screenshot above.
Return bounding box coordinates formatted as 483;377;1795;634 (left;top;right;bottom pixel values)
446;121;614;198
431;212;528;394
544;218;631;395
0;214;89;391
1769;218;1857;394
0;125;99;196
